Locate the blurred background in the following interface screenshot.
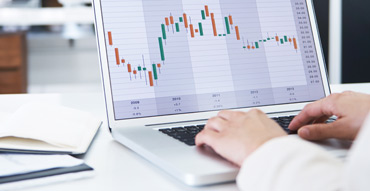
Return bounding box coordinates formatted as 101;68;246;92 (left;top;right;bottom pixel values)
0;0;369;94
0;0;99;94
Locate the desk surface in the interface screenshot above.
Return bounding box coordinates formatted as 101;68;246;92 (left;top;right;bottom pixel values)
2;83;370;191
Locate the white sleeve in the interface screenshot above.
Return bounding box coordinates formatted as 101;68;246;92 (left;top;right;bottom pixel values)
236;136;344;191
344;113;370;190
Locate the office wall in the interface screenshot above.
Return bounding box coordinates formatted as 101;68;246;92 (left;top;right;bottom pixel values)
342;1;370;83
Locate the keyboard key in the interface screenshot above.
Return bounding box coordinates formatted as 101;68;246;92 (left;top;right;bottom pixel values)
173;127;186;132
188;130;199;135
326;116;337;123
184;125;197;129
159;129;174;134
184;126;198;132
278;118;291;122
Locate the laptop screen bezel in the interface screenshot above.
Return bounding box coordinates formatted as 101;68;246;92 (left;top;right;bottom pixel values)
92;0;331;129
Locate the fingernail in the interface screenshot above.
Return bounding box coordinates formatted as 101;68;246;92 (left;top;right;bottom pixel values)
299;128;310;137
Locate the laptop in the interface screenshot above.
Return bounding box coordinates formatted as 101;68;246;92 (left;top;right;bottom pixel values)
92;0;335;186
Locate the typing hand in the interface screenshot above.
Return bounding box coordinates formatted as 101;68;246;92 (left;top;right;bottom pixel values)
196;109;287;167
289;91;370;141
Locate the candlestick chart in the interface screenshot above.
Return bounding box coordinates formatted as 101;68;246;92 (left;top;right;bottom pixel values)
107;4;299;88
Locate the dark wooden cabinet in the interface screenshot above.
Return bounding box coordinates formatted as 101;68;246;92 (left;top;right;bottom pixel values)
0;32;28;94
42;0;62;7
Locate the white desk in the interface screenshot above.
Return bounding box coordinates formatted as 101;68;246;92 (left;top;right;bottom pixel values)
2;83;370;191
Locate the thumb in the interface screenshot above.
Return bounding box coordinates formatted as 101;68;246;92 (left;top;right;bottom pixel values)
298;119;350;141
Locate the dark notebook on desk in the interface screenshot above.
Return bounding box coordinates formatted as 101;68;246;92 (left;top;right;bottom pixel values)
0;154;94;189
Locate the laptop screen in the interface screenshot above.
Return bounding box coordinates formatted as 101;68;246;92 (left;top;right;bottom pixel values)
99;0;326;120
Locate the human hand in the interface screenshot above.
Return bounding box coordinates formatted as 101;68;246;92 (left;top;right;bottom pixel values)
289;91;370;141
195;109;287;167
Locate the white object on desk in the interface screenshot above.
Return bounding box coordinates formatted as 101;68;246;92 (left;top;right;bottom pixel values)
0;103;102;154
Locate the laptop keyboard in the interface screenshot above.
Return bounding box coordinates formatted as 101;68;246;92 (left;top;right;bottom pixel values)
159;116;337;146
271;116;297;134
159;125;205;146
159;116;299;146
